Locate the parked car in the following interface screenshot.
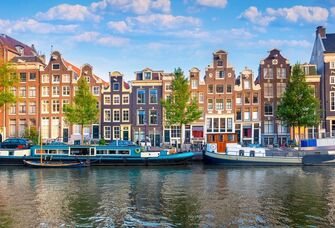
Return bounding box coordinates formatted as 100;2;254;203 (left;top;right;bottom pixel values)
0;138;33;149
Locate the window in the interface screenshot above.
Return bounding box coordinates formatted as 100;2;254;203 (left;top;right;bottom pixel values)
165;83;172;91
138;110;145;125
171;126;181;138
42;100;49;113
277;83;286;97
227;118;233;132
149;110;158;125
10;87;16;96
52;75;60;83
191;92;197;101
220;118;225;132
277;68;286;79
331;91;335;111
113;95;120;105
244;108;250;120
208;85;214;93
122;109;129;122
253;93;259;104
265;103;273;115
216;99;224;111
227;85;232;93
113;83;120;91
28;87;36;98
52;63;60;70
52;100;60;113
113;110;120;122
9;120;16;136
29;73;36;81
217;71;224;78
144;72;151;80
217;60;223;66
19;87;26;97
137;89;145;104
264;83;273;97
213;118;219;132
62;86;70;96
264;68;273;79
62;74;70;83
236;108;242;121
19;119;26;136
191;80;198;89
52;86;60;96
244;80;250;89
42;87;49;97
278;122;287;134
216;85;224;93
208;99;213;110
20;73;26;82
122;94;129;104
113;126;120;140
149;89;158;104
104;109;111;122
199;92;204;103
93;86;100;95
236;93;242;104
42;74;49;83
104;95;111;105
19;102;26;114
331;76;335;85
206;118;213;132
264;121;274;134
104;126;111;139
41;117;49;139
85;76;90;83
9;105;16;114
244;92;250;104
330;62;335;69
62;100;69;111
252;107;258;120
226;99;232;110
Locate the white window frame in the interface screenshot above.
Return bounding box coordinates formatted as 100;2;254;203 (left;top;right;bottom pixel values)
104;95;111;105
113;110;120;122
330;76;335;85
104;126;111;140
113;95;120;105
104;109;111;122
122;109;129;122
331;91;335;111
62;74;70;83
62;86;70;96
52;63;60;70
330;62;335;69
122;94;129;104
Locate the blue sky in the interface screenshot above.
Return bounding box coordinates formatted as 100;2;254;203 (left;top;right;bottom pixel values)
1;0;335;81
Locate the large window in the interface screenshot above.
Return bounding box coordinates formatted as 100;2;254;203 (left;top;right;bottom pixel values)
264;121;274;134
208;85;214;94
208;99;213;110
52;100;60;113
265;103;273;115
104;109;111;122
149;89;158;104
244;80;250;89
42;74;49;83
28;87;36;98
122;109;129;122
144;72;151;80
277;83;286;97
19;102;26;114
138;110;145;125
10;105;16;114
227;85;232;93
62;86;70;96
113;110;120;122
244;108;250;120
29;73;36;81
62;74;70;83
331;91;335;111
137;89;145;104
199;92;204;103
277;68;286;79
52;75;60;83
226;99;232;110
29;102;36;114
42;87;49;96
191;80;198;89
93;86;100;95
264;68;273;79
104;95;111;105
52;86;60;96
244;92;250;104
236;93;242;104
331;76;335;85
236;108;242;121
42;100;49;113
104;126;111;139
216;99;224;111
227;118;233;132
330;62;335;69
113;126;120;140
252;107;258;120
217;71;224;78
264;83;273;97
149;110;158;125
20;73;26;82
19;87;26;97
216;85;224;93
113;95;120;105
171;126;181;138
122;94;129;104
253;92;259;103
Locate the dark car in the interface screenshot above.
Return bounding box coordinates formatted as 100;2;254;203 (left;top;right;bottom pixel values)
0;138;33;149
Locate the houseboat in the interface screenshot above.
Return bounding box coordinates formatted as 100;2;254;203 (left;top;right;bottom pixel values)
0;142;195;166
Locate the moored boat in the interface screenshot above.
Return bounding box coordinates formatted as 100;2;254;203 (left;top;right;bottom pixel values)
23;160;88;168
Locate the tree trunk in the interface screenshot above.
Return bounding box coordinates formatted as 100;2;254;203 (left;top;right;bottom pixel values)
179;124;183;152
292;125;295;146
81;124;84;145
298;126;301;151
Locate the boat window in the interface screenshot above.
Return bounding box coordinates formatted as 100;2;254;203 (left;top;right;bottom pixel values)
9;151;14;156
250;151;255;157
49;150;57;154
61;150;68;154
118;150;130;155
108;150;117;154
90;148;95;156
239;150;244;156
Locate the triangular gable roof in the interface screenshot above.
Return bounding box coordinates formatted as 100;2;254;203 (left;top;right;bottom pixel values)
0;34;37;56
63;59;81;75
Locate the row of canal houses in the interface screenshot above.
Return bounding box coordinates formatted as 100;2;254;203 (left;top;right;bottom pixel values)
0;26;334;147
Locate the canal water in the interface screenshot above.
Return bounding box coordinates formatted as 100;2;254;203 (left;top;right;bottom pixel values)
0;165;334;227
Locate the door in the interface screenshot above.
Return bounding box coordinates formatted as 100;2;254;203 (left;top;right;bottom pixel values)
123;130;129;141
92;125;99;139
63;128;69;143
155;134;161;147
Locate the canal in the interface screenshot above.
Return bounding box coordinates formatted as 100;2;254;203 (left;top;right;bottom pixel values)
0;165;334;227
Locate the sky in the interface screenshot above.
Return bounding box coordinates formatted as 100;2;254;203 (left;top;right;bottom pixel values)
1;0;335;81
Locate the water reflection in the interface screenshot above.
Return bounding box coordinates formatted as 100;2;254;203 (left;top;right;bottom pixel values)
0;165;334;227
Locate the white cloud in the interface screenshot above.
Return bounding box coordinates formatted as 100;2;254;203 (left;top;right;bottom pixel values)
126;13;201;29
91;0;171;14
196;0;227;8
107;21;131;33
239;6;275;27
266;6;328;23
230;28;254;39
72;32;129;47
0;18;78;34
244;39;312;48
36;4;100;22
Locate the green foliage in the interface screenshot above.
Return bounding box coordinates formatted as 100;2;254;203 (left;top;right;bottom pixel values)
277;64;320;137
99;138;106;145
161;68;202;147
64;77;99;143
23;126;39;145
0;62;19;107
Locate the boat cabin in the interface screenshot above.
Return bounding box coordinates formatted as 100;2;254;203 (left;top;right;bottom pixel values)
207;133;237;153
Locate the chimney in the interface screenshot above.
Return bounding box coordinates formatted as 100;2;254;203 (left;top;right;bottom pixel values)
316;26;326;38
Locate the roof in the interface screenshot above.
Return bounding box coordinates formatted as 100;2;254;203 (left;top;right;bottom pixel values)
63;59;80;75
0;34;37;56
322;33;335;53
11;56;44;64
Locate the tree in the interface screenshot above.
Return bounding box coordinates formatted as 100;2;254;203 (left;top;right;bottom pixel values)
0;62;19;133
277;64;320;150
23;126;39;145
64;77;99;144
161;68;202;150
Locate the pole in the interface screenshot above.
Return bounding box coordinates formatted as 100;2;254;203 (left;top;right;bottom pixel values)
39;126;43;163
